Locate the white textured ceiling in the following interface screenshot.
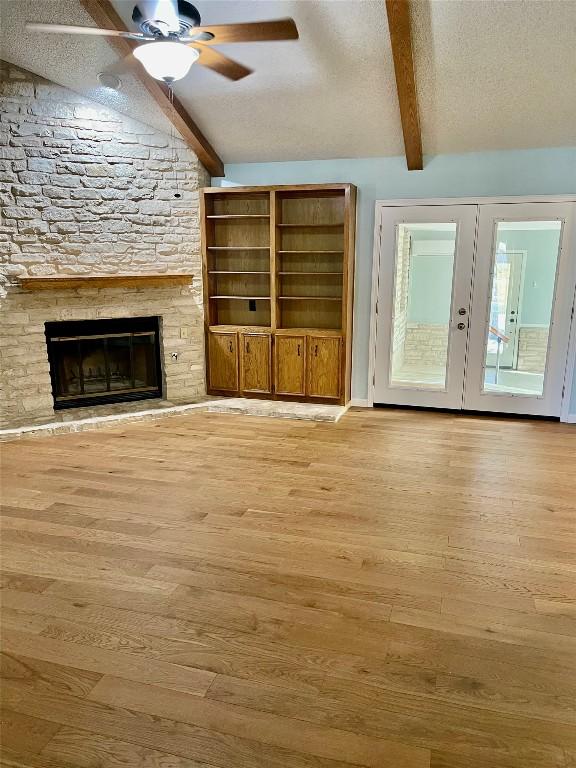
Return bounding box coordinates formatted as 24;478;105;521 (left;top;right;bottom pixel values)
412;0;576;155
0;0;175;136
2;0;575;165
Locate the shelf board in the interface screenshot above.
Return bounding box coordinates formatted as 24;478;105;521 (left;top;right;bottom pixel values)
209;271;270;275
210;295;271;300
276;327;342;336
210;325;272;332
207;215;270;220
19;273;193;290
207;246;270;251
277;223;344;228
278;272;343;276
278;296;342;301
277;250;344;255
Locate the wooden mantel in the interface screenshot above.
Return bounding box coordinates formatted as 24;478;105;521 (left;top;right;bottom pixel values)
19;274;194;290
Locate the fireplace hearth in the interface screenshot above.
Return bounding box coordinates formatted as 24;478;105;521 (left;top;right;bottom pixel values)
45;317;162;410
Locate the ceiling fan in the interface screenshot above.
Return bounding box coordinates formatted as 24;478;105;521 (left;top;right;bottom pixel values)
26;0;298;83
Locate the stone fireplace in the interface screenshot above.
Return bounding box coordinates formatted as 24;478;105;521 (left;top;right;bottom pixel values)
45;316;162;409
0;62;210;430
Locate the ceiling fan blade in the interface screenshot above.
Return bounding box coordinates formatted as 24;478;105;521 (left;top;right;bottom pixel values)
193;18;298;45
26;23;144;38
191;44;253;81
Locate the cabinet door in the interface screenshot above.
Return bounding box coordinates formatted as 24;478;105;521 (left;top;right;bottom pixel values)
208;331;238;392
240;333;271;394
275;335;306;396
307;336;341;399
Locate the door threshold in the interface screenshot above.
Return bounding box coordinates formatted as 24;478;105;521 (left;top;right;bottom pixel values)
373;403;559;421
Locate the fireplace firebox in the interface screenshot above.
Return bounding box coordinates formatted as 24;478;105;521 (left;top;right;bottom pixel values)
45;317;162;410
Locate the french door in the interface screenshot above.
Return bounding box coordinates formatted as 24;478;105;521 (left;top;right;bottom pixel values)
373;200;575;417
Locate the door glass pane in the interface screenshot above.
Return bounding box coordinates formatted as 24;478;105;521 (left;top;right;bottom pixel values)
482;220;562;396
390;222;457;390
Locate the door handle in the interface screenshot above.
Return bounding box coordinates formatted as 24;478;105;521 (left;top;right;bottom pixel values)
314;345;318;356
246;341;250;353
228;341;233;353
297;343;301;356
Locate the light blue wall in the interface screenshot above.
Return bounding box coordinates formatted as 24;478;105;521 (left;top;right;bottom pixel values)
497;229;562;325
407;256;453;324
213;147;576;406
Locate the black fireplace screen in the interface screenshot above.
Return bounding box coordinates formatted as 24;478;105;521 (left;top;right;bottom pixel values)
45;317;162;409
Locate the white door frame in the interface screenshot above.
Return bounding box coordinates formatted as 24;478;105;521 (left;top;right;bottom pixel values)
368;195;576;420
372;205;477;409
560;283;576;423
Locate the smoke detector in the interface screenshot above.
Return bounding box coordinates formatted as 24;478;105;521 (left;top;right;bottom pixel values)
97;72;122;90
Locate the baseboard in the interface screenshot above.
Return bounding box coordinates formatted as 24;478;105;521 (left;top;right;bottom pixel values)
349;398;373;408
562;413;576;424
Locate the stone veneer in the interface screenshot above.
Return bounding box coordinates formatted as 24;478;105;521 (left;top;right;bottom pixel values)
0;62;210;429
403;323;449;366
517;326;549;372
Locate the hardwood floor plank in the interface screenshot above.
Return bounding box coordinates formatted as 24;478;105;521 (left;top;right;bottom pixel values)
1;629;215;696
206;673;569;766
0;572;55;594
0;709;60;756
0;540;176;592
88;675;430;768
41;726;219;768
2;684;374;768
1;408;575;768
0;652;102;698
442;597;576;638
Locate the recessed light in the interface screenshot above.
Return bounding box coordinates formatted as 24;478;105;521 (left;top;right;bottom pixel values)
97;72;122;90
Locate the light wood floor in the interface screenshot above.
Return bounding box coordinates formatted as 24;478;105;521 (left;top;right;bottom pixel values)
1;408;575;768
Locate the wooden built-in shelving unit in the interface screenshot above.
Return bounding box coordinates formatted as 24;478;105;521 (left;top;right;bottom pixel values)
201;184;356;404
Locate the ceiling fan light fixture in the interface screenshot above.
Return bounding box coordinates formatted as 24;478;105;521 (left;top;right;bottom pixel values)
133;40;199;82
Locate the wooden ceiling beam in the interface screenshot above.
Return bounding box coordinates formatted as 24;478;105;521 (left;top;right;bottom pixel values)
385;0;423;171
79;0;224;176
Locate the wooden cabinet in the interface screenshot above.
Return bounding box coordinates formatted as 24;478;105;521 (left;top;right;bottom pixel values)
240;333;271;394
275;335;306;395
207;331;238;392
307;335;341;399
201;184;356;404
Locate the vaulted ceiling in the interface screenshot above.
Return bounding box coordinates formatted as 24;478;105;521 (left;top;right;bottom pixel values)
2;0;575;166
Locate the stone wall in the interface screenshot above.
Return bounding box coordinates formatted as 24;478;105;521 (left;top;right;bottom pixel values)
0;61;210;429
517;326;549;372
391;226;411;372
403;323;449;366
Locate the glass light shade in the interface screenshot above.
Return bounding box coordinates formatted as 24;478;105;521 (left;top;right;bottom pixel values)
133;41;199;82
